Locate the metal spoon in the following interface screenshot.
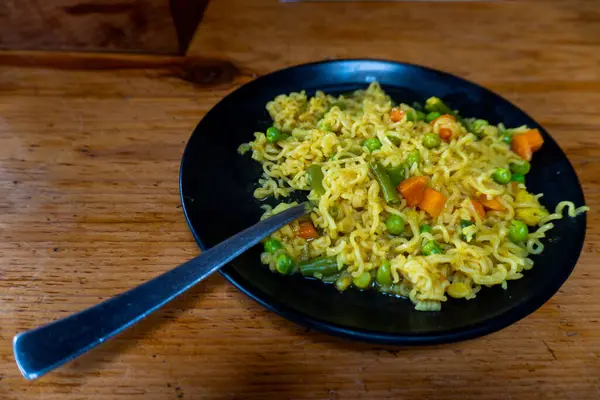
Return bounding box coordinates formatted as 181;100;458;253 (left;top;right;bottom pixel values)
13;202;311;380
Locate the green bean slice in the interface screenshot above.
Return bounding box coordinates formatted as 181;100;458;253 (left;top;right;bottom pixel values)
387;164;406;187
307;164;325;195
369;162;400;204
299;256;339;277
425;97;454;115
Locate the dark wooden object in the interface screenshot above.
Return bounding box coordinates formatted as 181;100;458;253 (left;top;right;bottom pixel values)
0;0;209;54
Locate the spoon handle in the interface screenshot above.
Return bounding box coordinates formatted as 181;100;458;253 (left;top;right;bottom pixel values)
13;202;310;380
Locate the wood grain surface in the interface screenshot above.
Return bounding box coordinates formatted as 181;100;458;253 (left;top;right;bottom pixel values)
0;0;209;55
1;0;599;398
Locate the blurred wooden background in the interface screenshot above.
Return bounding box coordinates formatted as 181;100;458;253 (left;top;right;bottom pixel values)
0;0;209;54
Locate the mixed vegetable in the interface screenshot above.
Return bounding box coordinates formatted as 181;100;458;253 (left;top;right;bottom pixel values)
261;95;548;296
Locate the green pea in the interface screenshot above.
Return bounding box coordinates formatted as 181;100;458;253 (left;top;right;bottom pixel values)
500;131;512;144
508;220;529;243
386;214;406;235
275;253;294;274
363;138;382;152
266;126;285;143
376;260;393;286
422;133;441;149
420;224;431;233
335;273;352;292
264;238;282;253
353;271;372;289
511;173;525;184
421;240;442;256
510;160;531;175
492;168;512;184
406;150;421;167
425;111;441;123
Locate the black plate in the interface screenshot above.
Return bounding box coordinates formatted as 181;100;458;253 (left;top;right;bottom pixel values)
179;59;586;344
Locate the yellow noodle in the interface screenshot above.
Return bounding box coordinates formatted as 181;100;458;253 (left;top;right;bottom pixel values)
239;82;588;311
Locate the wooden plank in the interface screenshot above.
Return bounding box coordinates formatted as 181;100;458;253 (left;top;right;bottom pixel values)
0;0;599;399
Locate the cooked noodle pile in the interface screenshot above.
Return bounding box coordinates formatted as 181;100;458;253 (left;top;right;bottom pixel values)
238;82;587;311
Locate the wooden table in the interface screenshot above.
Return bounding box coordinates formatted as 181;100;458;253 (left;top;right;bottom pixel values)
1;0;599;398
